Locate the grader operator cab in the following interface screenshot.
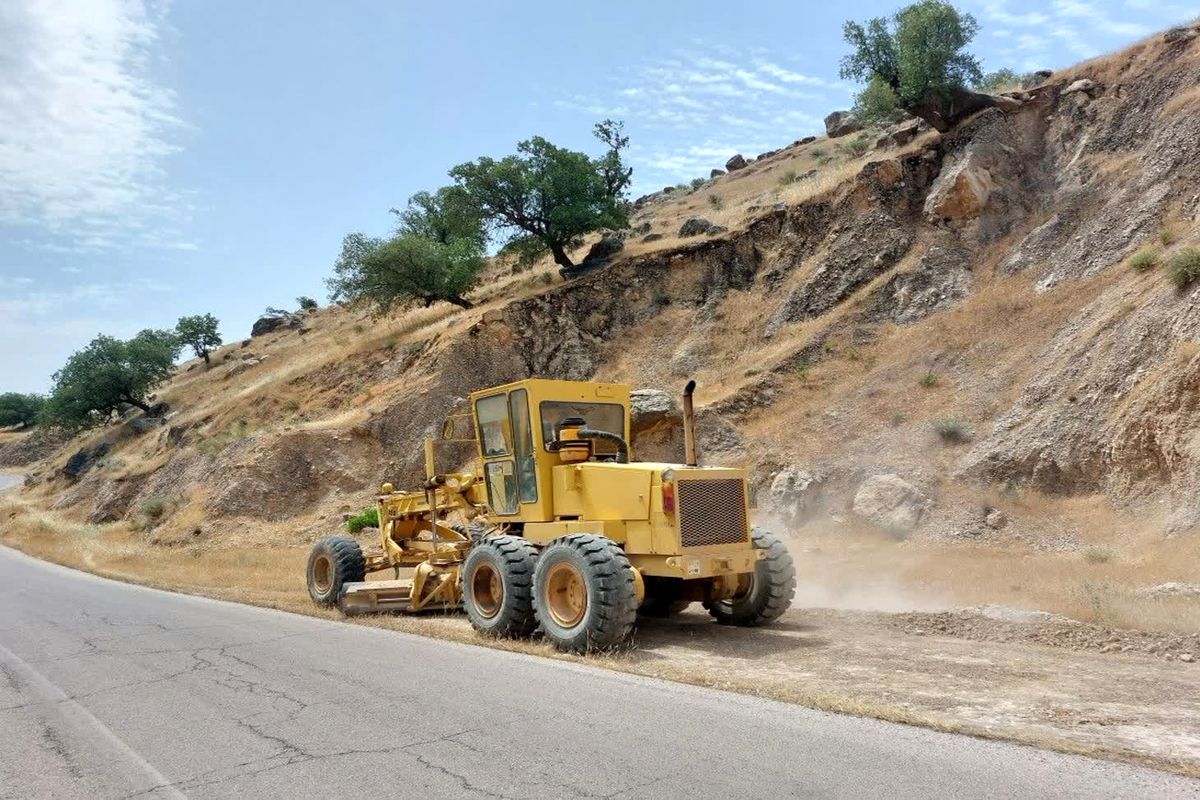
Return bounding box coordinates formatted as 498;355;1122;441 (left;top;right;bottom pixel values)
305;378;796;652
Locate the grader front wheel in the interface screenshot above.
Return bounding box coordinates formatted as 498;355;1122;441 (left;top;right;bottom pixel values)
705;529;796;626
462;535;538;638
533;534;638;653
306;535;365;607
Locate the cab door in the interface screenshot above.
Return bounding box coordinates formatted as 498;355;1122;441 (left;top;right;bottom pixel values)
474;389;537;517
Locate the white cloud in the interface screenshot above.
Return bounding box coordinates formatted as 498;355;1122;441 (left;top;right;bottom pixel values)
0;0;186;251
551;41;836;190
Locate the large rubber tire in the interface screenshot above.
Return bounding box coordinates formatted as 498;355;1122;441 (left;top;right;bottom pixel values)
462;535;539;638
533;534;638;653
705;529;795;626
307;535;365;607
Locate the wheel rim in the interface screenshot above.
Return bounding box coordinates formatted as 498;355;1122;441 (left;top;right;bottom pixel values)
720;573;755;610
311;553;333;594
471;563;504;619
545;561;587;628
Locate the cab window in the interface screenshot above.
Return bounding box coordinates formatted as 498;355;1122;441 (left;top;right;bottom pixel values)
540;401;625;455
509;389;537;503
476;394;511;457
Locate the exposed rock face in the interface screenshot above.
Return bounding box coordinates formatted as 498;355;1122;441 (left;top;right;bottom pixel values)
725;154;748;171
710;168;726;178
852;474;928;533
1165;24;1199;44
0;431;69;467
824;111;862;138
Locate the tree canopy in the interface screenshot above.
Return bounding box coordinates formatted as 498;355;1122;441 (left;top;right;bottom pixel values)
0;393;45;429
852;75;906;125
391;186;487;250
449;120;632;269
42;330;180;429
175;313;222;365
327;231;483;311
975;68;1021;93
841;1;989;130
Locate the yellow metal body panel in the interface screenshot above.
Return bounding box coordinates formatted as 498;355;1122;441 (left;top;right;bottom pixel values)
552;463;651;521
523;519;627;545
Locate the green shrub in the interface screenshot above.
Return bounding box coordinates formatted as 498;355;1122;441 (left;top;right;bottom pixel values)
933;417;969;443
777;169;799;187
839;134;872;158
140;496;168;520
1081;546;1114;564
296;296;318;310
1128;250;1159;272
346;506;380;533
707;194;724;211
1160;227;1177;246
1167;248;1200;288
690;177;707;190
919;371;939;388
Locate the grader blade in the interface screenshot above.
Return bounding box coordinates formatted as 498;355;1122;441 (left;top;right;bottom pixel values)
339;580;413;614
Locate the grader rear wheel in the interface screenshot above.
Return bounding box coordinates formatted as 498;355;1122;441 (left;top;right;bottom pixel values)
462;535;538;638
306;535;365;607
533;534;638;653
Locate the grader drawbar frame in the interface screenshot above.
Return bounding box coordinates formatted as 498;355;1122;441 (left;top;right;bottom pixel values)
339;437;478;613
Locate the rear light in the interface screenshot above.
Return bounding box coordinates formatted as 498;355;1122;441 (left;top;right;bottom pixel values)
662;481;676;514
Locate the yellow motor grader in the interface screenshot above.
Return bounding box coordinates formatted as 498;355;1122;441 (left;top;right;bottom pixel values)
305;378;795;652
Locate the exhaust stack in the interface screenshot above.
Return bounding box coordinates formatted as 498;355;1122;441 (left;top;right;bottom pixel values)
683;380;698;467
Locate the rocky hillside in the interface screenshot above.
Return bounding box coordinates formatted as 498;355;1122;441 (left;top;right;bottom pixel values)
8;23;1200;551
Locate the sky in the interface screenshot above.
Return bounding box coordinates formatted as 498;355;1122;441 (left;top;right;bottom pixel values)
1;0;1197;393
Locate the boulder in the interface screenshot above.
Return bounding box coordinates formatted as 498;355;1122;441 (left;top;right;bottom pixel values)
1064;78;1099;96
710;168;726;178
852;474;928;533
924;158;994;221
61;442;111;481
581;234;624;265
798;135;817;145
769;467;823;527
642;233;664;243
629;388;743;462
824;110;862;138
679;217;716;237
251;311;302;337
725;154;748;172
631;389;677;430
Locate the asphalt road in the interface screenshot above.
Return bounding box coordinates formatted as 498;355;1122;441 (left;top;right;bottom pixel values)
0;546;1196;799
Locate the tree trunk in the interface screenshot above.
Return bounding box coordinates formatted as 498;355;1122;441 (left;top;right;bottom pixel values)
447;295;474;309
120;396;152;414
202;351;210;365
548;241;574;269
904;87;1004;132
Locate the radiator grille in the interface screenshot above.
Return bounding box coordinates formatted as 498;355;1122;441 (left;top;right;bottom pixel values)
676;478;749;548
